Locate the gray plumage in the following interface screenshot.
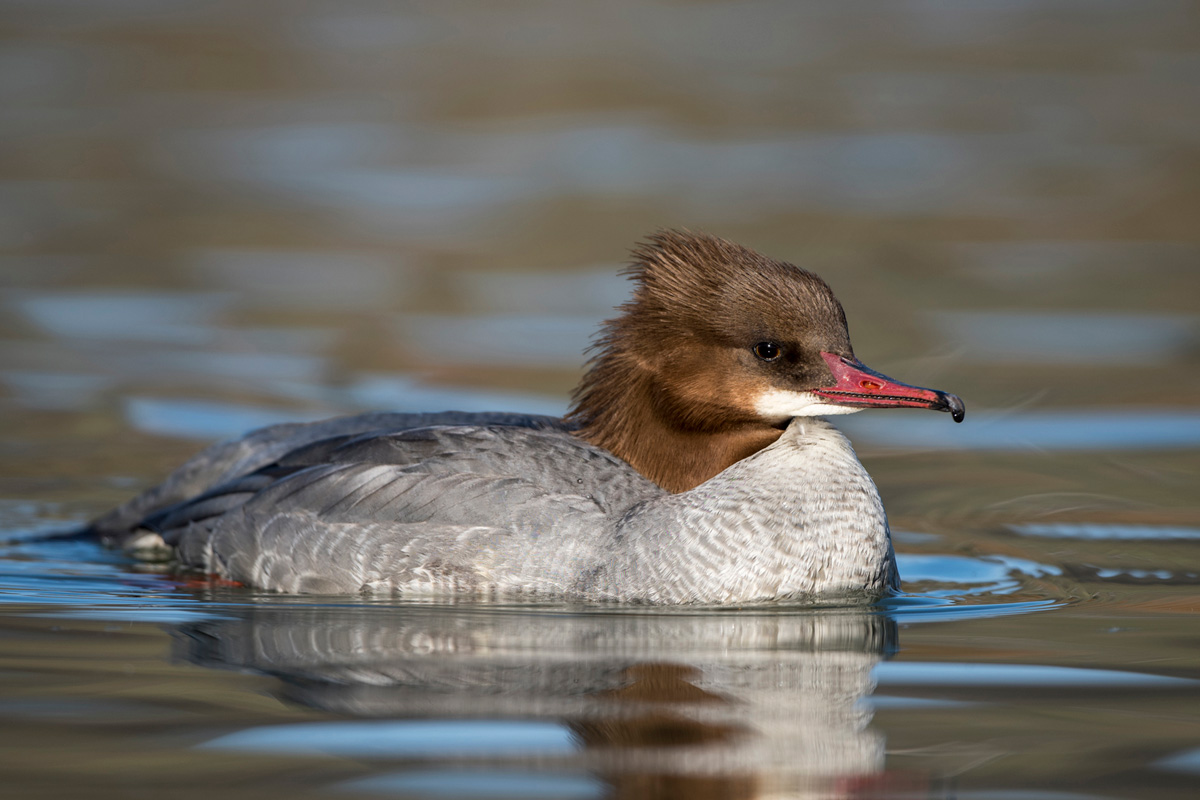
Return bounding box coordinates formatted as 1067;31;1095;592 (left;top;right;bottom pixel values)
111;416;897;603
89;411;568;543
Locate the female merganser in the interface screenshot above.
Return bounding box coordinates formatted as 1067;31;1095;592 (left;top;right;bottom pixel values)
89;231;964;603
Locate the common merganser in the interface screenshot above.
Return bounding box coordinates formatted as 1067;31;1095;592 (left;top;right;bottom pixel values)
88;231;964;603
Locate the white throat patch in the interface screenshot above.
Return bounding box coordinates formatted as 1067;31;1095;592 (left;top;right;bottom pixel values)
754;389;864;420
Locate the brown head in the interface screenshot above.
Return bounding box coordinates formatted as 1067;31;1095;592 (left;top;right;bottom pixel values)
567;230;963;492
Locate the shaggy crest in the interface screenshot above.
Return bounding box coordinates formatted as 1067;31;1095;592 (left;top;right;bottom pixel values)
568;230;853;492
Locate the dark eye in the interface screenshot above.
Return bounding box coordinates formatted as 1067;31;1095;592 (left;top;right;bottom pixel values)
752;341;781;362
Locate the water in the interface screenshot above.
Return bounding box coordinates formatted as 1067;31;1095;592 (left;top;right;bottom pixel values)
1;1;1198;798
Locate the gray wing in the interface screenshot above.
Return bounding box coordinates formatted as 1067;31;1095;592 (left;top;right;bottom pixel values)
174;463;618;596
139;425;659;536
278;425;658;512
88;411;569;544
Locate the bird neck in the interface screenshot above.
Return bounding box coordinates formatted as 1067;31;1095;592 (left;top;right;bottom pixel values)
569;355;784;493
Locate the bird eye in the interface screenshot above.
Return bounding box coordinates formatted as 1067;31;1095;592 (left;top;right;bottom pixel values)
752;341;781;362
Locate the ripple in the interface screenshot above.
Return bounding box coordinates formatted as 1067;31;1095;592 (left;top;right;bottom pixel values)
1011;523;1200;541
875;662;1198;688
1095;568;1175;580
10;291;232;345
395;313;600;367
951;241;1199;283
116;350;327;383
0;370;113;410
928;310;1196;364
0;501;80;542
0;697;179;724
902;551;1060;599
881;596;1061;624
189;248;409;310
201;719;580;758
1156;747;1200;775
840;409;1200;451
899;554;1060;587
862;695;978;710
339;770;605;799
123;397;330;440
157;118;1147;226
896;553;1061;600
346;374;566;417
0;538;221;622
449;268;628;315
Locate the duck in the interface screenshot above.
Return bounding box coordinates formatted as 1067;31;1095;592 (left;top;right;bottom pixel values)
87;231;964;603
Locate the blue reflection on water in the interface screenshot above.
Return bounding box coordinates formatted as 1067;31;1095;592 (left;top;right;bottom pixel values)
12;291;232;344
122;388;567;441
395;313;600;367
201;719;579;758
347;374;566;417
167;122;1146;221
875;662;1198;688
0;371;114;411
1095;568;1174;580
0;521;1063;627
899;553;1060;584
116;350;327;383
863;696;978;710
449;268;628;316
0;535;222;623
190;248;407;310
947;791;1121;800
124;397;331;440
1156;747;1200;775
880;594;1059;624
840;409;1200;450
1011;523;1200;541
896;553;1061;599
929;310;1196;364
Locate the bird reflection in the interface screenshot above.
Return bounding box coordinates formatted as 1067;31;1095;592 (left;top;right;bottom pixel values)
174;604;901;799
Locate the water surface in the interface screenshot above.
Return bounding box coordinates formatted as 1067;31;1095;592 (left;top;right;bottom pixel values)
1;2;1198;799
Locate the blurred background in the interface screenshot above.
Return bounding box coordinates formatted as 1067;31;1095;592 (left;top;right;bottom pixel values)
2;2;1200;799
1;0;1197;528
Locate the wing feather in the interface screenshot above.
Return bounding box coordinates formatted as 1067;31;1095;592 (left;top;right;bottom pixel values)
88;411;569;542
